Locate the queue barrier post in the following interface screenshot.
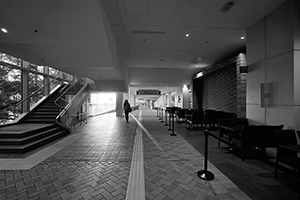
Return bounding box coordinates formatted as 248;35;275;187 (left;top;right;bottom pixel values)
197;130;214;180
170;108;176;136
164;109;168;126
168;110;172;131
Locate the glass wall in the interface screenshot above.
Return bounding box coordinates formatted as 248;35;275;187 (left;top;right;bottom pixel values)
0;64;21;123
28;73;44;106
0;52;76;124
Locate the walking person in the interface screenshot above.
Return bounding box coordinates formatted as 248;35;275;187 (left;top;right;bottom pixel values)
123;99;131;123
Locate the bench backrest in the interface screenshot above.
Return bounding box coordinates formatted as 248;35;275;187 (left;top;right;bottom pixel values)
241;125;284;148
275;129;298;156
235;118;249;126
262;125;284;147
191;112;204;123
219;118;235;126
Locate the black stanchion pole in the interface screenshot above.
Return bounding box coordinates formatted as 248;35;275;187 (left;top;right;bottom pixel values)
197;130;214;180
168;111;172;131
164;110;168;126
170;113;176;136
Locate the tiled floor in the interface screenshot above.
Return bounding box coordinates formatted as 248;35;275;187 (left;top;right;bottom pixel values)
0;106;298;199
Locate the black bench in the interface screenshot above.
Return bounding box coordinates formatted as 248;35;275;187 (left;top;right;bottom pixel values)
232;124;284;161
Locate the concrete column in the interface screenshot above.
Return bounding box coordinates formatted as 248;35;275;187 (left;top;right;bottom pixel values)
43;66;50;96
21;61;30;113
182;85;190;109
116;92;123;117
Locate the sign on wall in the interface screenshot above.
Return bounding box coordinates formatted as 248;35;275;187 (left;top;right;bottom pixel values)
137;90;161;95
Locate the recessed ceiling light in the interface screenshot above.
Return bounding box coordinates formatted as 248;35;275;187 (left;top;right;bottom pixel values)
196;72;203;78
1;28;8;34
185;33;190;37
241;36;245;40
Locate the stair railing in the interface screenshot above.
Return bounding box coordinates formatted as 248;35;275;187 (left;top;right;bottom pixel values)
69;112;88;129
55;78;90;129
54;77;81;112
0;74;67;125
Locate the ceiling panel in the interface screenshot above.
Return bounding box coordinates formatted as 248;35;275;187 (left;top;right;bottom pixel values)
0;0;289;95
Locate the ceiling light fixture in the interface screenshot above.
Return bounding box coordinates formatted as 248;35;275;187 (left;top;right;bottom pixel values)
196;72;203;78
185;33;190;37
241;36;245;40
1;28;8;33
220;1;236;14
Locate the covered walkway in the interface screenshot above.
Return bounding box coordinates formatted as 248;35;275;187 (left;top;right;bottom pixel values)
0;106;299;200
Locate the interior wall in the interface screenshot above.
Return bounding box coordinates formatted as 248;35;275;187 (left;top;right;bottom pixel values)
193;63;237;113
246;0;298;128
293;0;300;130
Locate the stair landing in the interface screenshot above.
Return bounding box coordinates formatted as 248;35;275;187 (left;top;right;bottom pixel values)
0;124;51;134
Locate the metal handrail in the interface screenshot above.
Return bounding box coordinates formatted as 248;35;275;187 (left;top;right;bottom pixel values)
0;74;64;111
70;111;88;129
55;80;89;130
54;77;81;113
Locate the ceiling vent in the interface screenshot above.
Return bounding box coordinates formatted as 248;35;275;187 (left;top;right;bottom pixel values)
132;30;165;34
220;1;236;14
190;56;203;64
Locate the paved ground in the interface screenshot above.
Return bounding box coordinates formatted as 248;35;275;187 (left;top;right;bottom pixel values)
0;105;273;200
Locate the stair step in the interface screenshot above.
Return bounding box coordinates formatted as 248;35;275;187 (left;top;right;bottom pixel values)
0;124;55;138
37;105;59;108
22;119;56;123
0;126;63;145
33;108;61;112
0;130;68;153
30;111;59;115
35;109;59;112
26;115;58;119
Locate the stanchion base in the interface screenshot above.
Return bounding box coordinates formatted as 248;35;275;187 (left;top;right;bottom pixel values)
167;128;172;131
170;133;176;136
197;170;214;180
164;124;168;126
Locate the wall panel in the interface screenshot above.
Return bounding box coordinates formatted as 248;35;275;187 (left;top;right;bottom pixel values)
266;1;293;58
266;52;294;106
247;19;266;65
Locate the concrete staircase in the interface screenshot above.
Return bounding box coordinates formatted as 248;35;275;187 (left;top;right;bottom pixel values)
0;85;70;154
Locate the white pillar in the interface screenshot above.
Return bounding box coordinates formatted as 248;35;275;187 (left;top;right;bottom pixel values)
116;92;123;117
